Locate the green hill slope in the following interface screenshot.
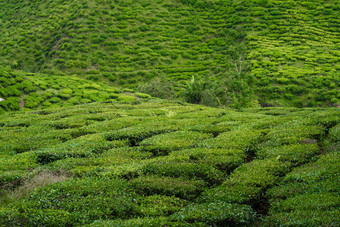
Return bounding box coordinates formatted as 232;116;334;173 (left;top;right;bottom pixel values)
0;0;339;107
243;0;340;106
0;67;151;113
0;101;339;225
0;0;237;83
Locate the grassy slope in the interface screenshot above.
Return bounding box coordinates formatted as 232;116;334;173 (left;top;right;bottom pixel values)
0;0;339;107
0;101;339;225
0;0;235;84
0;66;151;113
244;0;340;106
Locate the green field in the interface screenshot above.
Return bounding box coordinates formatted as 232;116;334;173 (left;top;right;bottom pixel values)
1;0;339;226
0;101;339;226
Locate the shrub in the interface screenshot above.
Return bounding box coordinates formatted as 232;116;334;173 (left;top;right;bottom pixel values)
170;148;246;172
140;131;213;154
141;162;225;185
129;175;206;200
199;128;263;150
171;201;256;225
264;152;340;226
136;76;176;100
256;143;320;165
35;134;118;164
88;217;200;227
0;178;139;226
200;159;290;204
137;195;187;217
117;95;137;103
260;123;325;147
134;92;151;99
105;123;177;146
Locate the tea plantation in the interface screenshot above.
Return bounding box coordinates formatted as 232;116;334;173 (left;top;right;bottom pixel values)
0;0;339;225
0;66;151;113
0;101;339;226
0;0;339;107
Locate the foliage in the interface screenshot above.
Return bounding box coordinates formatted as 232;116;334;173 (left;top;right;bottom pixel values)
0;67;150;112
136;76;176;100
0;0;338;107
0;101;339;225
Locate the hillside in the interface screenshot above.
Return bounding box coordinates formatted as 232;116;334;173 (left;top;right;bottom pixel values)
0;101;339;225
1;1;339;226
0;0;339;107
0;66;151;113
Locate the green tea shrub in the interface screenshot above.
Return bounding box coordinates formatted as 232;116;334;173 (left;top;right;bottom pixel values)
199;128;263;150
137;195;187;217
0;170;25;190
263;208;340;227
186;122;233;135
49;118;85;129
117;95;137;103
88;217;200;227
0;97;20;110
129;175;206;200
3;86;21;96
0;178;139;226
200;159;290;204
134;92;151;99
257;143;320;165
172;201;256;226
170;148;246;172
141;162;225;185
105;124;177;146
0;132;61;154
260;123;325;147
264;152;340;226
35;134;118;164
140;131;213;154
328;123;340;142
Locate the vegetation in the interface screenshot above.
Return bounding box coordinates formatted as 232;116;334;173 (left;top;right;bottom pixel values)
0;101;339;225
0;0;339;226
0;66;151;113
0;0;338;108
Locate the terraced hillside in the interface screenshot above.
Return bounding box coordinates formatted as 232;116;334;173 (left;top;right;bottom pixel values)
0;67;151;113
0;101;339;226
243;0;340;106
0;0;238;83
0;0;339;107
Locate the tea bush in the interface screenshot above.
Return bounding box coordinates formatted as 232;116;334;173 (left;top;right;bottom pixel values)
129;175;206;200
0;101;339;225
172;201;256;226
141;162;225;185
0;67;150;112
264;151;340;226
137;195;187;217
257;143;320;165
140;130;213;154
169;148;246;172
0;178;139;226
199;128;264;150
88;217;202;227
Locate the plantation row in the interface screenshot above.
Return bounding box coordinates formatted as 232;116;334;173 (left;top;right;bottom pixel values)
0;101;339;225
0;0;338;107
0;67;151;113
243;0;340;106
